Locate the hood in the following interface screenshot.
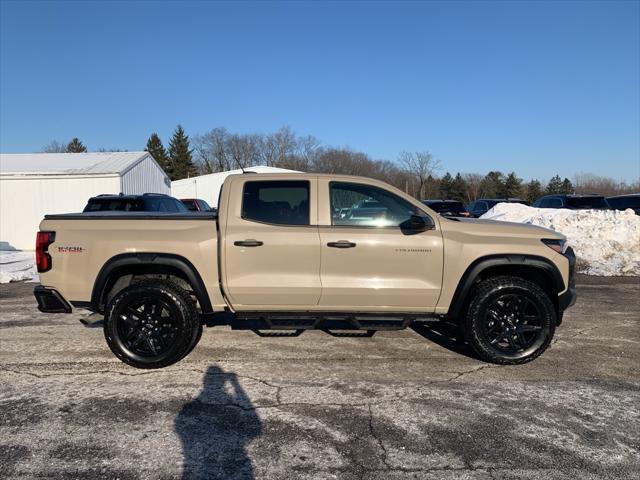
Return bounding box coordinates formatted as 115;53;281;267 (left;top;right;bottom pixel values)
445;217;565;240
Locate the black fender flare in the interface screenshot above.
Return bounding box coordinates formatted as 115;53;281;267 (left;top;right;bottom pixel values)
91;253;213;314
447;254;565;319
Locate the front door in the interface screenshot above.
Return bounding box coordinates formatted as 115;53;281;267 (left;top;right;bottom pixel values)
318;180;443;311
223;178;321;308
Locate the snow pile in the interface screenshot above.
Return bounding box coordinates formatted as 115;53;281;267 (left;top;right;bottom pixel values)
481;204;640;276
0;250;38;283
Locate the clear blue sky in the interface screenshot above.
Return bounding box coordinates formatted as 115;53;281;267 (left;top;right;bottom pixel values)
1;0;638;181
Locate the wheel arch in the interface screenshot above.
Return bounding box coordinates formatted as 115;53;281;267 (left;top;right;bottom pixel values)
447;254;564;320
91;253;213;314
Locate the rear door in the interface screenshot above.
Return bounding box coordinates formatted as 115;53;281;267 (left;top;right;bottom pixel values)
221;176;321;308
317;179;444;311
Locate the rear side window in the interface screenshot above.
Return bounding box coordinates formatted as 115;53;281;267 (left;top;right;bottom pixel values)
566;196;608;209
242;181;310;225
608;196;640;210
182;200;198;211
83;199;143;212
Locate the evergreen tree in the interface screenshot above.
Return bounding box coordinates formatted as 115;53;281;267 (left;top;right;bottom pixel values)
525;179;543;204
480;171;504;198
560;177;574;194
450;173;467;202
439;172;455;199
168;125;197;180
66;138;87;153
500;172;523;198
545;175;564;194
145;133;170;172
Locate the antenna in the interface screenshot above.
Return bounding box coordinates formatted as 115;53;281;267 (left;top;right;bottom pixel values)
240;165;246;174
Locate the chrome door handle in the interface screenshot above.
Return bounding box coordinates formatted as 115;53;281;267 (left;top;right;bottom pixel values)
234;239;263;247
327;240;356;248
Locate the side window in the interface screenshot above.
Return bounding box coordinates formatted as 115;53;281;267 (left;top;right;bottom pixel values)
330;182;419;227
550;198;563;208
162;199;181;212
242;180;310;226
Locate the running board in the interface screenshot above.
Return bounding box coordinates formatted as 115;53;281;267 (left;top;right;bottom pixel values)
203;311;432;331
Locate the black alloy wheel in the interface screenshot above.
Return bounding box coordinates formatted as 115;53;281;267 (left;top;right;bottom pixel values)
116;296;180;358
464;276;556;365
104;279;201;369
482;293;544;354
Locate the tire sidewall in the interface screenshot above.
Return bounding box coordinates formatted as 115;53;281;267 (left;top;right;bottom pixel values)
104;281;198;369
466;279;556;364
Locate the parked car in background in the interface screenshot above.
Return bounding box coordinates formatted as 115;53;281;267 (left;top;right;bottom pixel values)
466;198;530;218
83;193;189;213
532;194;609;210
181;198;213;212
606;194;640;215
422;200;470;217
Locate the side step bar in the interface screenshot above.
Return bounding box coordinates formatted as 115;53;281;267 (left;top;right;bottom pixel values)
203;311;437;332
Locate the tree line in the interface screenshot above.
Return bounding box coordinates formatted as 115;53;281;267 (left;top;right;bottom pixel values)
43;126;639;203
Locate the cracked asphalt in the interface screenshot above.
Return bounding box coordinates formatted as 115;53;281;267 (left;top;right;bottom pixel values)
1;276;639;479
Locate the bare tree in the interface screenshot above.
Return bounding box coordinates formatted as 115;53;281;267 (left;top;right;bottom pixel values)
462;173;483;202
42;140;67;153
193;128;232;173
227;134;261;169
398;151;442;199
260;126;298;167
573;172;640;196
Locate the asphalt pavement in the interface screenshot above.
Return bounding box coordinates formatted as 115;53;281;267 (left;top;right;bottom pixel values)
1;276;639;479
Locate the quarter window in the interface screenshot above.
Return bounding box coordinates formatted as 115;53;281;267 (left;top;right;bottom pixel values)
330;182;420;227
242;181;310;225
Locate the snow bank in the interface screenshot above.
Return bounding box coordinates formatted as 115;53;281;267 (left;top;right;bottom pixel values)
481;204;640;276
0;250;38;283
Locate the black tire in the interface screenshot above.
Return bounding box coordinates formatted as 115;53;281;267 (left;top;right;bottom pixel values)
104;279;201;369
464;276;556;365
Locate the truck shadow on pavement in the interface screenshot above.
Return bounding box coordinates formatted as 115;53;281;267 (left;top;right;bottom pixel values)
411;320;481;360
175;365;261;480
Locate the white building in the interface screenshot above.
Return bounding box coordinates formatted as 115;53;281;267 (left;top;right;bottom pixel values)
171;165;299;208
0;152;169;250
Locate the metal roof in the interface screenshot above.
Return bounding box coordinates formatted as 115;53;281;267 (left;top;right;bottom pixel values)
0;152;158;176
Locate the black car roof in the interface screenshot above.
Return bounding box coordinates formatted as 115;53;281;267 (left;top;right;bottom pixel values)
90;193;172;200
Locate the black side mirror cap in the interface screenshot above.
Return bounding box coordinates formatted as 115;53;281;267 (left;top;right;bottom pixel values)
400;214;435;233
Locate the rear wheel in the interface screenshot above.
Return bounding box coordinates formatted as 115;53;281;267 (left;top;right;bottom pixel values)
104;280;202;369
464;276;556;365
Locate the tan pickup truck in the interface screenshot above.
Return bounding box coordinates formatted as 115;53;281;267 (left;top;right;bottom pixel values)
34;173;576;368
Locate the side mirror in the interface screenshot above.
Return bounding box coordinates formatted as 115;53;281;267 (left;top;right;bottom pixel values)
401;214;434;233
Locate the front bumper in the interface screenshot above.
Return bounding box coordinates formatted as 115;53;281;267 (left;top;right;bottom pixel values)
34;286;72;313
558;247;577;311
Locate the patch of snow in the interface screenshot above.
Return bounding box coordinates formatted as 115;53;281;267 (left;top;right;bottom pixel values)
0;250;39;283
481;204;640;276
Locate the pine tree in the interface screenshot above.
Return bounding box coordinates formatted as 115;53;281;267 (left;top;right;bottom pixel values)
480;171;504;198
145;133;170;173
439;172;454;199
500;172;523;198
66;138;87;153
450;173;467;202
560;177;574;194
525;179;543;204
167;125;197;181
545;175;564;194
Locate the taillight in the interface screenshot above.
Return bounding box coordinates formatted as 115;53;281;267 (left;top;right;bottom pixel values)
36;231;55;273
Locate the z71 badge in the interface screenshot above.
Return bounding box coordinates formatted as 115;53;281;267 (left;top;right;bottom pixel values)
57;246;85;253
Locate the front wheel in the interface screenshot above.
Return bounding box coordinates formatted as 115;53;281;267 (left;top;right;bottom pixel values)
464;276;556;365
104;279;202;369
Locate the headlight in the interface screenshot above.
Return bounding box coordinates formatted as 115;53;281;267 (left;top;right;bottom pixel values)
541;238;567;254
